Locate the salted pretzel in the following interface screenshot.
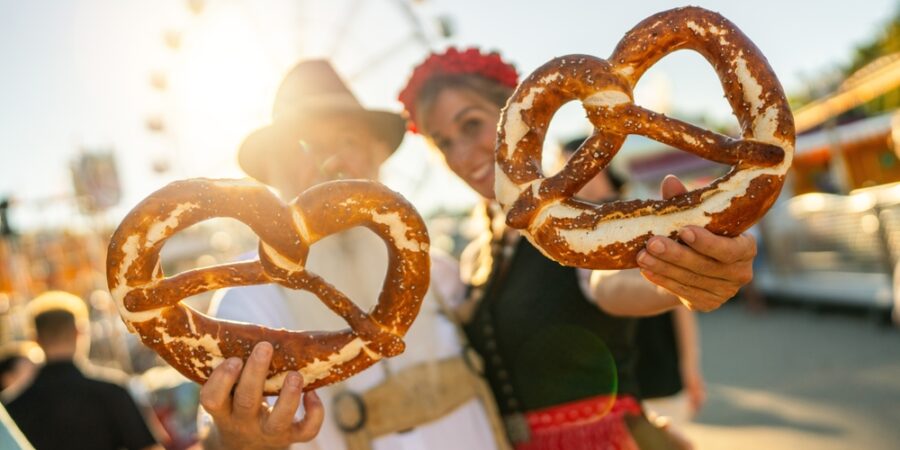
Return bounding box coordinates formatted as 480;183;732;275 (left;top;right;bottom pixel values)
495;6;794;269
106;178;429;394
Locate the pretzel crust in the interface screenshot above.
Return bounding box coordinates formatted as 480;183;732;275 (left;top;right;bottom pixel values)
495;6;794;269
106;179;429;394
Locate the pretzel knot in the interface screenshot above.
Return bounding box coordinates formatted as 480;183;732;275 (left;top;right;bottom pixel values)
106;179;430;394
495;6;794;269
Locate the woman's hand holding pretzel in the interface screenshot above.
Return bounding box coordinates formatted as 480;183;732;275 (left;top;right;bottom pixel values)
637;176;756;312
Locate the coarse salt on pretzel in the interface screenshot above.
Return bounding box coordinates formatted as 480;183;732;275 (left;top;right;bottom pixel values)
106;178;429;394
495;6;794;269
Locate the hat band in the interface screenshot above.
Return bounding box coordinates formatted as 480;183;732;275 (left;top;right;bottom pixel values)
273;93;365;120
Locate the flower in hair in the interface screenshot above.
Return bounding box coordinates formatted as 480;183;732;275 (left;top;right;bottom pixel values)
399;47;518;133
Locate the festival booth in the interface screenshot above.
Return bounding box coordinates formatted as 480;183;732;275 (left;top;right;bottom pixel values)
751;54;900;320
619;105;900;320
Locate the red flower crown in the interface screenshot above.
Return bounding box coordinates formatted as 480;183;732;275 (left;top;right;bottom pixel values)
398;47;518;133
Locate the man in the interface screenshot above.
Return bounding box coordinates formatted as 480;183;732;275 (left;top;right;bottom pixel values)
199;60;500;450
4;291;162;450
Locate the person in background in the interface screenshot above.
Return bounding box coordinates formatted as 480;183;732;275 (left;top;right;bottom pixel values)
3;291;163;450
560;137;706;437
0;341;42;394
398;47;757;449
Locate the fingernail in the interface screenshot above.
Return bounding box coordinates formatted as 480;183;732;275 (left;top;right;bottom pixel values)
681;228;696;244
648;239;666;255
637;250;652;266
254;342;273;360
285;371;301;388
226;358;242;371
308;390;320;404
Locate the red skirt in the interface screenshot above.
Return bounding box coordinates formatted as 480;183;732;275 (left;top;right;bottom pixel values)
515;395;643;450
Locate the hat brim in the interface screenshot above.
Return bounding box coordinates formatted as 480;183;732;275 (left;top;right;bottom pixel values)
238;109;406;184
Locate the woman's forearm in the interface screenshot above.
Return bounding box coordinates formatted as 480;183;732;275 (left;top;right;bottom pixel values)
590;269;681;317
673;306;701;369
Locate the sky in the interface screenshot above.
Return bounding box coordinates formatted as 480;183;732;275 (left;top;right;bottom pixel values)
0;0;895;230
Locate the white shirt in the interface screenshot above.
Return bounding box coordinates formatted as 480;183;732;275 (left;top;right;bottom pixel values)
207;228;498;450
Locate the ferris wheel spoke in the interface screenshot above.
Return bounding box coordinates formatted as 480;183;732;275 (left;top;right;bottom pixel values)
328;0;365;59
348;33;428;81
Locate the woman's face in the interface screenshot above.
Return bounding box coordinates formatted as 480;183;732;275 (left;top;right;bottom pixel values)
422;88;501;199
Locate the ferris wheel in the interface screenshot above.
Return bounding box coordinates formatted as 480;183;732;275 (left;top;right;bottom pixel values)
144;0;452;180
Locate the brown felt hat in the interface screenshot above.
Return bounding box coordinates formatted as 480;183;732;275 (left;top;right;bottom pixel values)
238;60;406;183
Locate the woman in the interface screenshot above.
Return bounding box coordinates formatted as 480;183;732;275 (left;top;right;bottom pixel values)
398;48;755;449
559;136;706;434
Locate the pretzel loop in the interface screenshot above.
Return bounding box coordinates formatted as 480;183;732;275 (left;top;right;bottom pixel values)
107;178;429;394
496;6;794;269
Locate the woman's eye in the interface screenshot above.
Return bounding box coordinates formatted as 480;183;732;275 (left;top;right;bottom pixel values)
434;138;452;152
462;118;482;135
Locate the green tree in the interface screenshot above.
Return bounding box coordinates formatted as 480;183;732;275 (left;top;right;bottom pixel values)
844;4;900;115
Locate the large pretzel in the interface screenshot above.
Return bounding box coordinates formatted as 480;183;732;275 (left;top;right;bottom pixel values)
106;178;429;394
495;6;794;269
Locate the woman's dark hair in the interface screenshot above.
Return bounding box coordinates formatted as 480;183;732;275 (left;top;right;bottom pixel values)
0;355;26;390
0;341;39;391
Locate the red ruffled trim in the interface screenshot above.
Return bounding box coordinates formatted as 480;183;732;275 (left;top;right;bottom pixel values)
398;47;518;133
516;395;642;450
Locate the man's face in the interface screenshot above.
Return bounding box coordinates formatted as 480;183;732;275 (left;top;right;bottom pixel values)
272;115;391;198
